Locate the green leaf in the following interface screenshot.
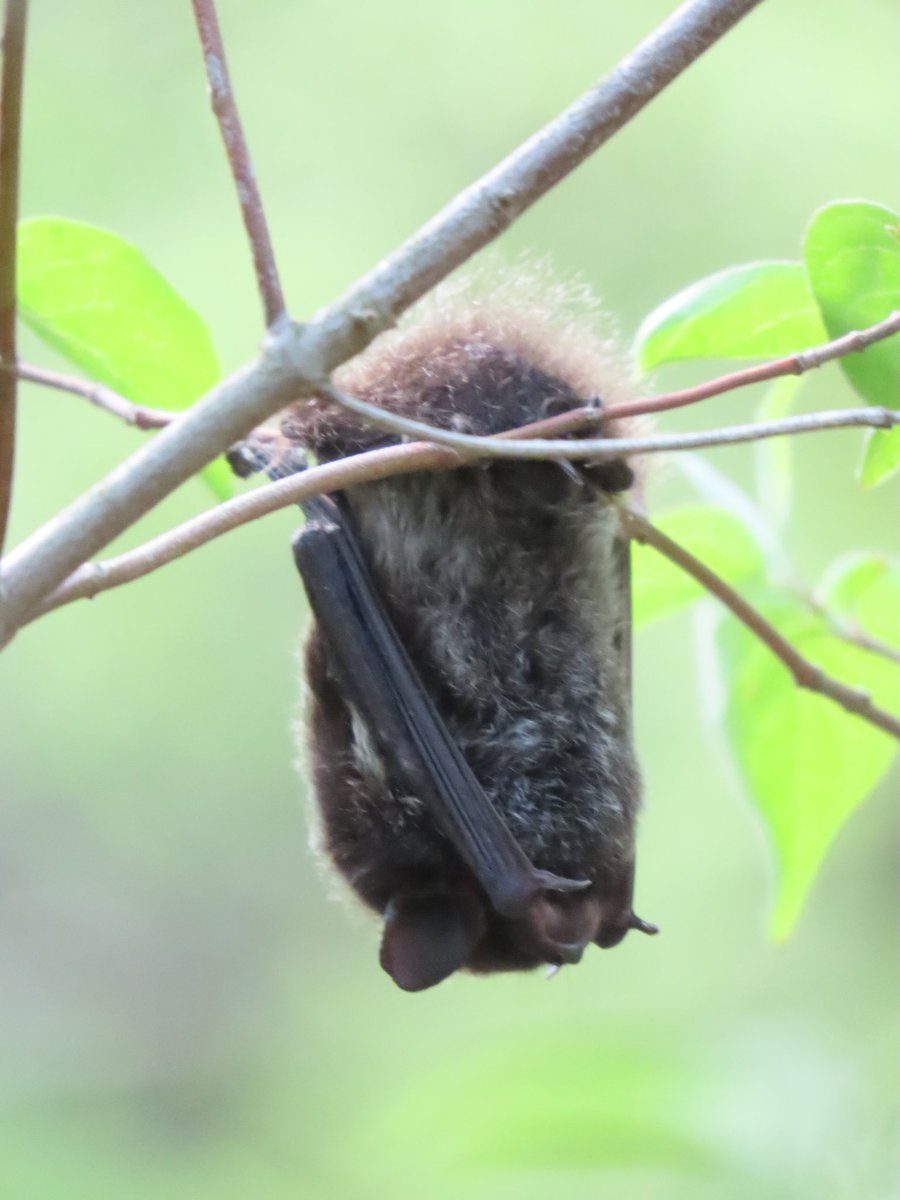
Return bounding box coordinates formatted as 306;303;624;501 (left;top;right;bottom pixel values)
803;202;900;488
634;262;827;371
360;1039;730;1181
717;593;898;939
819;553;900;650
859;427;900;488
17;216;231;499
803;201;900;410
633;507;765;627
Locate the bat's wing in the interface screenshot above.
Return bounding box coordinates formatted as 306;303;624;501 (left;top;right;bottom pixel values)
293;494;589;919
614;531;633;710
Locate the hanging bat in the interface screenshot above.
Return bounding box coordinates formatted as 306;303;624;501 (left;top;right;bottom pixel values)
261;282;656;991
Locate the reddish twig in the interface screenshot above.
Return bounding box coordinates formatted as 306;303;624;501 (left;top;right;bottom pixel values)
618;504;900;742
190;0;285;327
12;361;173;429
0;0;27;554
607;309;900;420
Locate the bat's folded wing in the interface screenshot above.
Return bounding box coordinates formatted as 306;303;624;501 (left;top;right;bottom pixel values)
293;495;589;919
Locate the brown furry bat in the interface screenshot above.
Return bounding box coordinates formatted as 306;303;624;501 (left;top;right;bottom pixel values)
280;279;655;991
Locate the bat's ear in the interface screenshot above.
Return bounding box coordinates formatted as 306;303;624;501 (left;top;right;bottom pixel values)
380;890;486;992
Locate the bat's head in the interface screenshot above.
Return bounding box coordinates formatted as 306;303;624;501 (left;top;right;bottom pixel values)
378;877;657;992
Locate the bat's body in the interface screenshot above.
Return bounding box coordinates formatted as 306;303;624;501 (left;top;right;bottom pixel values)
280;285;654;990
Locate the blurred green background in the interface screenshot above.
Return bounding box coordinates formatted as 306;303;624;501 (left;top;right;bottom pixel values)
1;1;897;1197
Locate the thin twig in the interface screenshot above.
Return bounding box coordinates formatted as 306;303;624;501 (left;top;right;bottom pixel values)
26;398;898;623
11;361;174;429
322;383;898;460
824;624;900;667
801;591;900;667
190;0;285;327
608;309;900;420
316;309;900;443
0;0;768;649
0;0;27;554
618;504;900;742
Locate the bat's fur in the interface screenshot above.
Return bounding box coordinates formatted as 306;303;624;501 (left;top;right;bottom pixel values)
284;275;651;989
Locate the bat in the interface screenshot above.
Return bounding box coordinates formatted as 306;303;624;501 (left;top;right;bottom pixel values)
265;283;656;990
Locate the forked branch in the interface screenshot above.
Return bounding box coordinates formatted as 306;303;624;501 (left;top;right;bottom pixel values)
0;0;767;649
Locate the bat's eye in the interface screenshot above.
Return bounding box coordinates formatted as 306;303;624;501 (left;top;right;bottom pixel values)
540;394;578;418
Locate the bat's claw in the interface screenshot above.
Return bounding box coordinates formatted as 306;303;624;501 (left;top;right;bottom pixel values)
629;912;659;936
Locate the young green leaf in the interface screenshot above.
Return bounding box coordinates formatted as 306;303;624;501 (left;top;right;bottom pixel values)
859;427;900;488
17;217;231;499
803;201;900;486
634;262;827;372
633;507;765;627
717;593;898;940
819;553;900;652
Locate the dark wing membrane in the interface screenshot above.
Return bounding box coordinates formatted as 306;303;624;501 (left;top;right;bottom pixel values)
294;495;589;918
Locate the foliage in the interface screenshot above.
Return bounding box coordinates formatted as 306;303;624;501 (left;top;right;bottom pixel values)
633;199;899;934
17;217;232;498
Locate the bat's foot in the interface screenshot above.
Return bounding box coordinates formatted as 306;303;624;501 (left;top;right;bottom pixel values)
629;912;659;936
489;869;590;919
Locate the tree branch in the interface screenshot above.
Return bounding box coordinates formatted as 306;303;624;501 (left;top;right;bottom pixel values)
0;0;767;649
618;504;900;742
608;309;900;420
0;0;27;555
190;0;286;327
10;361;173;429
